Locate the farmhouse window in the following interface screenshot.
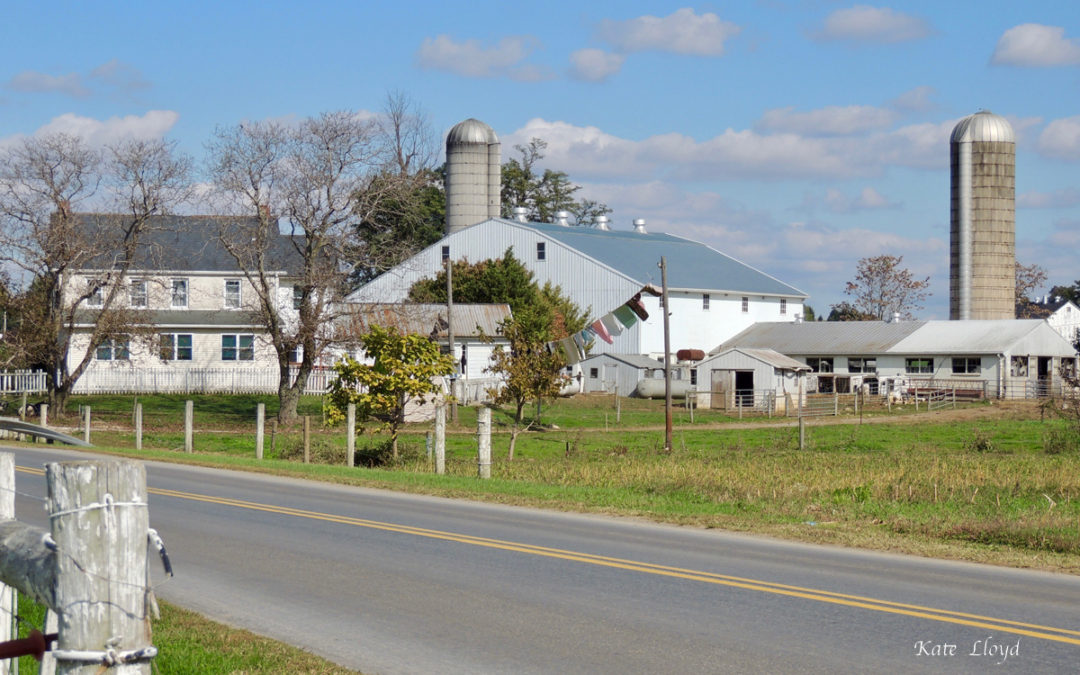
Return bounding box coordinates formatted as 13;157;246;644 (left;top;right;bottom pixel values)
441;245;450;262
848;357;876;373
129;280;148;308
703;294;710;310
224;279;242;308
160;334;193;361
806;357;833;373
589;367;599;378
951;357;980;375
780;298;787;315
171;279;188;308
905;358;933;374
86;281;104;307
221;334;254;361
95;338;130;361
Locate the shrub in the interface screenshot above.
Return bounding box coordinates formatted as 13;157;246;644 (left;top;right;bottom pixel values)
1043;427;1079;455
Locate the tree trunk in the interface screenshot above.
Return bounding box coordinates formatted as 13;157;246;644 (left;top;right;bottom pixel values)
508;424;520;461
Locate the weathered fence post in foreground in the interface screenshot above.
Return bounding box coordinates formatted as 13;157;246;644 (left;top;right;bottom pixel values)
256;403;265;460
0;455;159;674
48;460;153;674
303;416;311;464
184;400;194;453
477;407;491;479
434;404;446;475
346;404;355;468
40;403;48;428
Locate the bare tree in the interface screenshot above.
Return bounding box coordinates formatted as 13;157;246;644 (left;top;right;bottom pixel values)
841;254;930;321
209;111;404;423
0;134;191;412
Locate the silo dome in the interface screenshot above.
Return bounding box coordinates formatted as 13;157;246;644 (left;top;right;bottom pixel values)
447;118;498;145
444;118;501;234
950;110;1015;144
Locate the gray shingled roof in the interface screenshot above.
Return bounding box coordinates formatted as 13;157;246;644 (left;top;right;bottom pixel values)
519;221;806;297
77;214;305;274
74;309;264;329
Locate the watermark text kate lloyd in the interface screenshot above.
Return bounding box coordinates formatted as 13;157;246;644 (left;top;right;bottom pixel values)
914;636;1020;665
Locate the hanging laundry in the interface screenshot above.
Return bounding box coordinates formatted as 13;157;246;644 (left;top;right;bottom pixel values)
559;337;581;365
572;331;588;357
600;312;623;337
613;304;638;328
627;293;649;321
591;319;613;344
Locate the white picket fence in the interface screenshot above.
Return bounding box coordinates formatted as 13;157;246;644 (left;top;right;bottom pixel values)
72;366;336;395
0;370;47;395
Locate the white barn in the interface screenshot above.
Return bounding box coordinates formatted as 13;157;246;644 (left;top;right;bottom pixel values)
349;216;808;358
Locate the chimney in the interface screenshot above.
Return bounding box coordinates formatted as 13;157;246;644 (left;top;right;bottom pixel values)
633;218;647;234
554;210;571;227
595;215;610;231
512;206;528;223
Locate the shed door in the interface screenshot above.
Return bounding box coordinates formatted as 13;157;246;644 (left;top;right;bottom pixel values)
711;369;733;409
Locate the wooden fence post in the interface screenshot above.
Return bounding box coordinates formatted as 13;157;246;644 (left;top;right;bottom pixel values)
134;403;142;451
184;400;193;453
47;460;153;674
346;403;355;468
477;407;491;479
82;407;91;445
256;403;265;460
0;454;13;675
303;416;311;464
435;403;446;475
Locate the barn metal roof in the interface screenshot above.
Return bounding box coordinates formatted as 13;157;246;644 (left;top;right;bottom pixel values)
715;319;1071;356
516;220;807;298
344;303;511;340
713;321;924;355
720;347;811;371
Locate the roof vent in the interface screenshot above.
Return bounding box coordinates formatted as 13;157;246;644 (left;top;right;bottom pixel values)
892;312;901;323
512;206;528;223
633;218;647;234
554;210;571;227
595;215;610;231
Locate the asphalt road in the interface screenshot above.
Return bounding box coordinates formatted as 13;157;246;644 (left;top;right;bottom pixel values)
4;444;1079;674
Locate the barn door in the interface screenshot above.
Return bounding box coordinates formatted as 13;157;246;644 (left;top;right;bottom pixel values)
711;369;733;409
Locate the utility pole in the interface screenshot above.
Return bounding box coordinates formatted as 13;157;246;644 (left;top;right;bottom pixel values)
660;256;672;451
446;258;458;422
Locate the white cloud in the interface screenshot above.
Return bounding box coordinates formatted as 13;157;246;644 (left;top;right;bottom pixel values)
757;105;898;136
889;86;936;112
992;24;1080;67
1018;188;1080;209
503;116;953;183
1037;116;1080;160
415;35;550;81
89;59;151;91
34;110;180;147
5;70;90;98
568;49;625;82
596;8;741;56
818;187;898;213
813;5;932;44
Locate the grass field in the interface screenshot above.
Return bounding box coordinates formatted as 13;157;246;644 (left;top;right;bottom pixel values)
17;392;1080;573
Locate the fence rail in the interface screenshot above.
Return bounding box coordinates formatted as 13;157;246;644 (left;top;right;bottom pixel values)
0;370;47;395
72;366;335;395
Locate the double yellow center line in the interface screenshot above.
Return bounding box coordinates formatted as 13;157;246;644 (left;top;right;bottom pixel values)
18;466;1080;646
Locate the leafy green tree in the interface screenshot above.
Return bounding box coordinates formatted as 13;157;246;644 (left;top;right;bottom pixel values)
326;325;454;459
1049;280;1080;305
801;305;816;322
484;317;569;442
827;302;875;322
407;248;588;340
500;138;611;225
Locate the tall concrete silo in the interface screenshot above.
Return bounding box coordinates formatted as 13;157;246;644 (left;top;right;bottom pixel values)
949;110;1016;320
445;118;501;234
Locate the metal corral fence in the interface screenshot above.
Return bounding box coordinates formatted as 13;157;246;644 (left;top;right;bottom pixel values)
785;392;861;418
0;369;47;394
926;389;957;411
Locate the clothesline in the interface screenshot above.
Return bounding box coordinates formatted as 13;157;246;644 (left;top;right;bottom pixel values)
548;285;661;365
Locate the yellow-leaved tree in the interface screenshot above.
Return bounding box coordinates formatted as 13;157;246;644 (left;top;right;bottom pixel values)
326;325;454;460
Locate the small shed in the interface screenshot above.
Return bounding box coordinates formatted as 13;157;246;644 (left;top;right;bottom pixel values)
696;348;809;412
578;353;666;395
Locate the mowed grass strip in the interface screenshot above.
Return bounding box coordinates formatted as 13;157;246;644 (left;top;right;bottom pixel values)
13;595;357;674
25;394;1080;571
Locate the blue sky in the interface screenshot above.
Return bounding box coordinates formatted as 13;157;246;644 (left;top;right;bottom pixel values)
2;1;1079;317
